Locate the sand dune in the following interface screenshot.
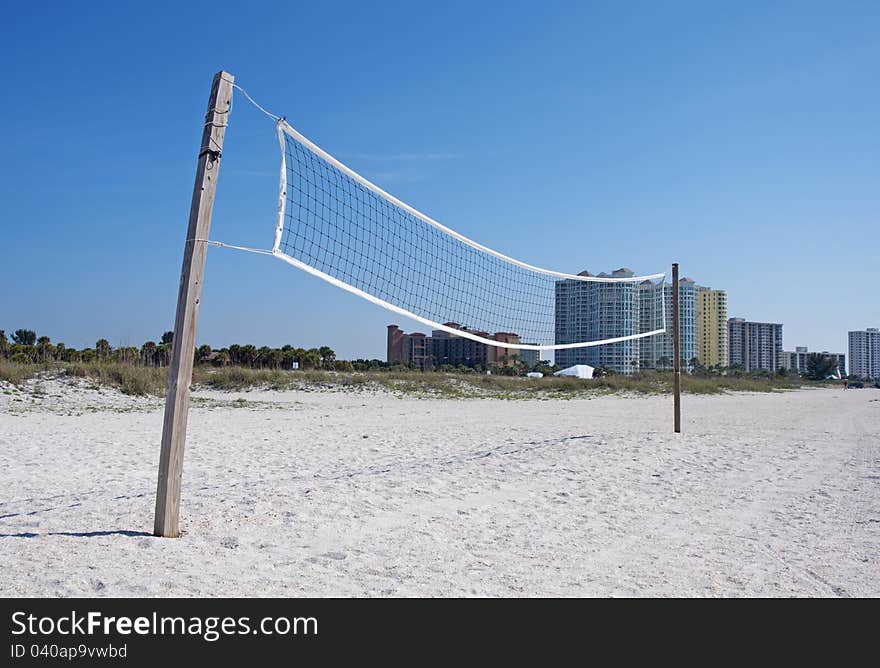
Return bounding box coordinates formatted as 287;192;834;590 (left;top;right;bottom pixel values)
1;379;877;597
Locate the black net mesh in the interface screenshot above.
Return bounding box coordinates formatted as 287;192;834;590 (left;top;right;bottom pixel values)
276;127;665;350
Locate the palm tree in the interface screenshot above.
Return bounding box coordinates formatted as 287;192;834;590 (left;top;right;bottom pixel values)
141;341;158;366
255;346;272;368
156;343;172;366
36;336;53;362
239;345;257;367
319;346;336;368
96;339;111;361
197;344;212;364
303;348;321;369
13;329;36;346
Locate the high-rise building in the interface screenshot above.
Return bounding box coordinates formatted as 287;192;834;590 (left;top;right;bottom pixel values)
638;277;696;371
848;328;880;379
728;318;783;372
695;286;728;369
554;269;694;374
555;268;638;373
780;346;846;376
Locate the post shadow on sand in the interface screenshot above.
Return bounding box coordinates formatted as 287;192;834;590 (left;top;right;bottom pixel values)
0;530;152;539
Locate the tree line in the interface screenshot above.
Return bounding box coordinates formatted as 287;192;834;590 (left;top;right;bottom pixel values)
0;329;357;371
0;328;543;375
0;328;848;380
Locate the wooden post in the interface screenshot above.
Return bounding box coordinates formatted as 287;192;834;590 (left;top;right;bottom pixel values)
672;262;681;433
154;71;234;537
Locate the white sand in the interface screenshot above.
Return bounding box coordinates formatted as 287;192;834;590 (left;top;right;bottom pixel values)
1;379;877;597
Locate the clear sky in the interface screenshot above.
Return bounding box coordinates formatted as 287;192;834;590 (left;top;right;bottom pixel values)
2;1;878;360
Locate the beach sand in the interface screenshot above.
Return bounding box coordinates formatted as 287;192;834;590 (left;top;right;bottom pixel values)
1;379;877;597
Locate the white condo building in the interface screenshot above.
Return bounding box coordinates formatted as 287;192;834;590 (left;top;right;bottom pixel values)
848;328;880;379
554;269;696;374
638;277;696;371
555;268;639;373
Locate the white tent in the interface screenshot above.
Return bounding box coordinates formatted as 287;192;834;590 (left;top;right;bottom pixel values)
553;364;594;379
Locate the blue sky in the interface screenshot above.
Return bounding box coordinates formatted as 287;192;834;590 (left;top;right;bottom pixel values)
2;1;878;360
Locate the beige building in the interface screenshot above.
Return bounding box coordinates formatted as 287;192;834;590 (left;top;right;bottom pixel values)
695;286;728;368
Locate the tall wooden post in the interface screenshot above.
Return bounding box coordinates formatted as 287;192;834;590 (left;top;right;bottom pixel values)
154;71;234;537
672;262;681;433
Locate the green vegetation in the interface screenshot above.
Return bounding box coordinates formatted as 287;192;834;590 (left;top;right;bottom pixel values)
0;362;32;385
0;327;841;398
1;360;822;399
0;328;344;371
0;361;168;396
65;362;168;396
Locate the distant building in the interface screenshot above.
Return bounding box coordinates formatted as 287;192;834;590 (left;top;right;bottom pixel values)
848;328;880;379
387;323;523;370
728;318;783;372
638;277;696;371
695;286;728;369
779;346;806;374
430;325;489;368
555;268;639;373
387;325;432;370
555;268;696;374
488;331;523;366
518;347;540;369
780;346;846;376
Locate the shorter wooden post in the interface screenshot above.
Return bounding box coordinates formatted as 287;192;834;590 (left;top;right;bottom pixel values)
672;262;681;433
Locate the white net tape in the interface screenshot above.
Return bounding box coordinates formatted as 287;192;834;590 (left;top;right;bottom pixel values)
269;119;665;351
